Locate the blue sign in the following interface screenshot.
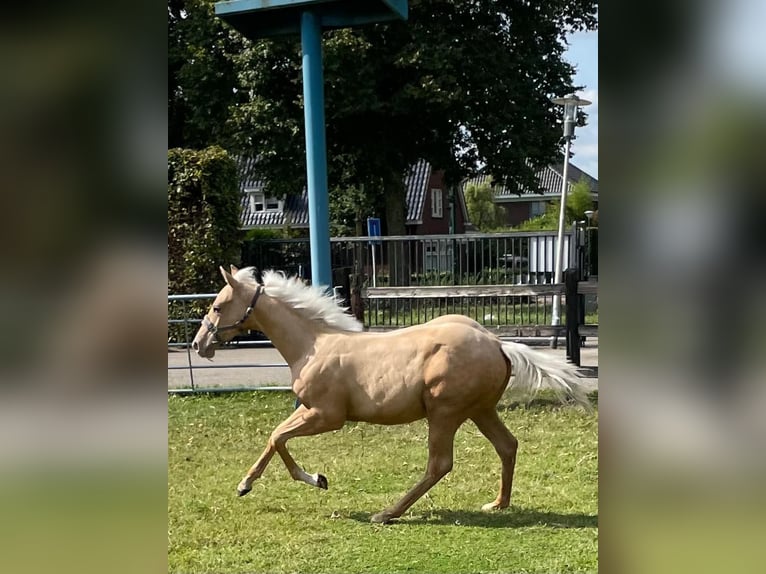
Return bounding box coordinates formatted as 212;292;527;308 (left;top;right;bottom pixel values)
367;217;381;244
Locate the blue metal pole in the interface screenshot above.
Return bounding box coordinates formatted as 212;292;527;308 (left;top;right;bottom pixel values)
301;10;332;291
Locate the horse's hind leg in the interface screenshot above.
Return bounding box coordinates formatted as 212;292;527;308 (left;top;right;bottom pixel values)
237;404;343;495
471;408;518;511
371;416;462;524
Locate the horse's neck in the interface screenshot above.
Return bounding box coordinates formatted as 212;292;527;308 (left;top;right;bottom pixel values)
249;296;319;367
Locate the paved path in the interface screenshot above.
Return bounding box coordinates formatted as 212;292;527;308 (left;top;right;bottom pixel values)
169;338;598;393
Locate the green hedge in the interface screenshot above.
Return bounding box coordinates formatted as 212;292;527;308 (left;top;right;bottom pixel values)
168;146;241;301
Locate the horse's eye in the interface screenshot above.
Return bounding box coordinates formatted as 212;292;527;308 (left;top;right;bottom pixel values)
213;306;221;314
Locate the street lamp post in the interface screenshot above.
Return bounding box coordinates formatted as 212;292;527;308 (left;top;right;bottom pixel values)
583;209;594;278
550;94;591;346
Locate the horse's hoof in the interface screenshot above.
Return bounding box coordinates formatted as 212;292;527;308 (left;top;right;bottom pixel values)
481;501;508;511
316;474;328;490
237;487;252;497
370;511;393;524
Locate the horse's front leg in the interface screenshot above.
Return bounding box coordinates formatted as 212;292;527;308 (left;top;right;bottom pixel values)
237;404;343;495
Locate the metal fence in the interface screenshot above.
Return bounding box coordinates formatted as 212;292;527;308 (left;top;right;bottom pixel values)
243;230;578;288
244;230;583;329
364;292;562;330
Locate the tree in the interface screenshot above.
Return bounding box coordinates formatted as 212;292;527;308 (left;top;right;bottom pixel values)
233;1;597;233
168;0;245;149
566;178;594;222
169;0;598;234
464;180;499;231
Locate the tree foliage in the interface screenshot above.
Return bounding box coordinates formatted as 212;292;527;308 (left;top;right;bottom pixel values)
169;0;245;149
168;146;242;299
464;180;499;231
566;178;594;222
168;0;598;233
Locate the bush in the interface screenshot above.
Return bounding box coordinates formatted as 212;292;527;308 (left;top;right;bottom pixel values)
168;146;242;299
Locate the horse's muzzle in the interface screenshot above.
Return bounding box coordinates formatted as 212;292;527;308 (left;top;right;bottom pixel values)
192;336;216;359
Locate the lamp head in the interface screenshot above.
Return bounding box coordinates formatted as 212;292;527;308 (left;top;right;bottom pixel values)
551;95;592;138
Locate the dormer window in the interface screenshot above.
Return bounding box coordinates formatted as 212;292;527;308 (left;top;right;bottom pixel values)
248;190;283;213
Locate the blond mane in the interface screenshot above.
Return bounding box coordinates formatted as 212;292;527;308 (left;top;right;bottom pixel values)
234;267;363;333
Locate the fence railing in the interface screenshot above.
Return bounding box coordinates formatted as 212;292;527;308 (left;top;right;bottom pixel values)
363;284;567;333
243;230;578;288
168;293;217;349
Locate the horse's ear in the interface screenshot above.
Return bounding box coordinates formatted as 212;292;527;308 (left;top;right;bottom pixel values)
219;266;238;287
230;264;240;275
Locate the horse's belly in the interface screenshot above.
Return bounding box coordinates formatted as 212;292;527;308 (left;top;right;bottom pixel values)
347;393;426;425
346;369;427;424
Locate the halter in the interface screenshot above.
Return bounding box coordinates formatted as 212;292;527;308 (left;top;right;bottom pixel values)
202;285;262;341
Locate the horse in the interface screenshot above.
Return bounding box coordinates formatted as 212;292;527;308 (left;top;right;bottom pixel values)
192;265;592;524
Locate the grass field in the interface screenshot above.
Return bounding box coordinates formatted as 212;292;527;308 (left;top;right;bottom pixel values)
168;392;598;573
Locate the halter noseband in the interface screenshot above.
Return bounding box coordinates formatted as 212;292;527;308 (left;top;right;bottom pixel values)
202;285;262;340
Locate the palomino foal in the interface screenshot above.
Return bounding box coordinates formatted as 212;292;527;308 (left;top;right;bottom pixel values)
192;266;591;523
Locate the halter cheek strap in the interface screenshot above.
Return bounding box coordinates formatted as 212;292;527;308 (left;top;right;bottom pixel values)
202;285;262;338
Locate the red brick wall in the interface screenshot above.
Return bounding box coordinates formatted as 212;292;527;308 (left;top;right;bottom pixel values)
415;170;466;235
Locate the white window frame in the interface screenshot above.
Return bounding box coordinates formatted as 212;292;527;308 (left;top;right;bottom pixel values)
248;190;284;214
431;188;443;218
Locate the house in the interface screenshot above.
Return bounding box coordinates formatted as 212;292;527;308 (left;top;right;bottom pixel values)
462;162;598;227
238;157;474;235
239;157;310;231
402;159;474;235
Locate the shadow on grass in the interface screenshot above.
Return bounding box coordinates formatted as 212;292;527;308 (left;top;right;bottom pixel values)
348;507;597;529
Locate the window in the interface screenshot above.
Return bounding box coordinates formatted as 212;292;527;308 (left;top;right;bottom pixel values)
431;188;443;218
423;239;454;272
248;191;283;213
530;201;547;217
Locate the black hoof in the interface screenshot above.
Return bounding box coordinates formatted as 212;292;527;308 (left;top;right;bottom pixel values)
316;474;328;490
237;487;252;497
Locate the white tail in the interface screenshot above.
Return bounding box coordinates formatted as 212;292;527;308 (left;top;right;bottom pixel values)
500;341;593;411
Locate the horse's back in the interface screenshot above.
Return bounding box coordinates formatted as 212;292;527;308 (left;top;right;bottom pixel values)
422;314;489;332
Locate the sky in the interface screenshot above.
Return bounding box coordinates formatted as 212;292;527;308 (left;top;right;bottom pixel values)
564;28;598;179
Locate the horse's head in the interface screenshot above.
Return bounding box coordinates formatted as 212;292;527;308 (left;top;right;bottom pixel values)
191;265;262;359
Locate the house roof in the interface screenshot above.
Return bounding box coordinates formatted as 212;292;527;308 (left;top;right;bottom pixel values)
240;192;310;228
403;159;471;226
238;157;310;229
238;157;470;230
403;159;432;225
463;162;598;202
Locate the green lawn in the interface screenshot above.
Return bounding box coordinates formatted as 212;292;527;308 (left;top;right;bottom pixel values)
168;392;598;573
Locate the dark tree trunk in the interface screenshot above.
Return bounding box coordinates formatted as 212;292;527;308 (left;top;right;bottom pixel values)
383;177;410;286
